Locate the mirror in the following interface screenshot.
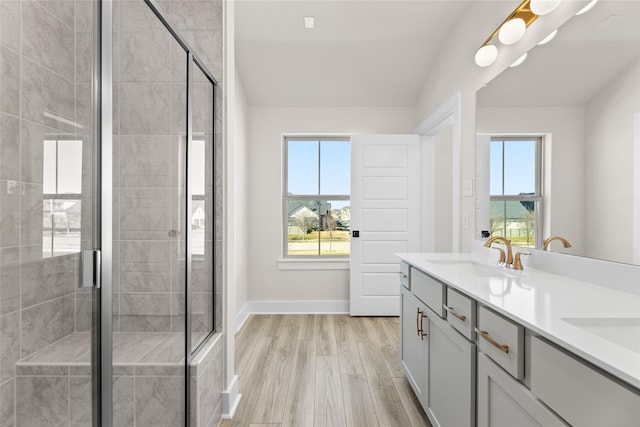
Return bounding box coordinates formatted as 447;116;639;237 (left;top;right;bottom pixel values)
476;0;640;265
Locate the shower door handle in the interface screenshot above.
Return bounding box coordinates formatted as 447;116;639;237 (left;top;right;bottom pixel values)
80;250;101;289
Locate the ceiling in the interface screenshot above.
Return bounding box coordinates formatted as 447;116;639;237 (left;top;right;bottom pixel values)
235;0;477;107
235;1;640;109
477;0;640;107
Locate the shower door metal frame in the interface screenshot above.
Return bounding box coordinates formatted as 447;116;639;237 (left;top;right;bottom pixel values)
95;0;218;425
97;0;114;425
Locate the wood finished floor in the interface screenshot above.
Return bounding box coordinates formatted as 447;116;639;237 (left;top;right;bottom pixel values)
221;314;431;427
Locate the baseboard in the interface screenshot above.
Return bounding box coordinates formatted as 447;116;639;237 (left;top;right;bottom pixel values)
221;375;241;420
234;303;252;333
234;300;350;332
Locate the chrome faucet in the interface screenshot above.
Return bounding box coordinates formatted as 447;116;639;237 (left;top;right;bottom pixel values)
484;236;513;267
543;235;572;251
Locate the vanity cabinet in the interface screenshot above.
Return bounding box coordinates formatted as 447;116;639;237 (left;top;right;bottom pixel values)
444;287;476;340
411;267;446;317
477;353;566;427
400;268;475;427
476;306;524;379
427;309;475;427
400;287;429;408
530;336;640;426
399;258;640;427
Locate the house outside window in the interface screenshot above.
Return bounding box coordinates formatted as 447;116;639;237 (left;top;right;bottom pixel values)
489;137;542;249
284;137;350;257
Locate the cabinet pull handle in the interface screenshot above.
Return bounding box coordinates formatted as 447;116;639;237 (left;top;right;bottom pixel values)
443;305;466;321
419;310;428;340
416;308;422;337
474;328;509;353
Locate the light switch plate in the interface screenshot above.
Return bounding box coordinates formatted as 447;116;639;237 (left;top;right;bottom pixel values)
462;179;474;197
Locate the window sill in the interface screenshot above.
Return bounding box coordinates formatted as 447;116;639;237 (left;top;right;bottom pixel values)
278;258;350;270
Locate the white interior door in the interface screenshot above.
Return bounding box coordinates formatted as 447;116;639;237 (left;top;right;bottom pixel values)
350;134;421;316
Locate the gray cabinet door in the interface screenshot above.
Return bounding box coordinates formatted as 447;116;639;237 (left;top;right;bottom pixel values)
427;314;476;427
400;288;429;408
477;353;566;427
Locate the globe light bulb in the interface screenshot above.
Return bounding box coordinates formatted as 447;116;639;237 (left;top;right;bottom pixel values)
475;44;498;67
530;0;562;16
499;18;526;45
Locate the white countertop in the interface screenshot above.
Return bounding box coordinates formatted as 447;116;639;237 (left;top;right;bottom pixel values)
397;252;640;390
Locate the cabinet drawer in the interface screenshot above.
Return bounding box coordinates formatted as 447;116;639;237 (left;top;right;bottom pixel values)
531;336;640;427
476;305;524;379
400;262;410;289
410;267;446;317
444;288;476;340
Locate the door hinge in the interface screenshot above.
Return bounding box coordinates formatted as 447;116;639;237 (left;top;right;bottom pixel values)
80;250;101;289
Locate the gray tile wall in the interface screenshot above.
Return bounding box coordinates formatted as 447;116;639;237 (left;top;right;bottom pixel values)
110;0;225;425
190;334;224;427
111;0;223;339
112;0;186;335
1;0;94;425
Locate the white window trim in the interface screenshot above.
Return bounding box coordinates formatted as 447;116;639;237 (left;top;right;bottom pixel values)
277;258;350;270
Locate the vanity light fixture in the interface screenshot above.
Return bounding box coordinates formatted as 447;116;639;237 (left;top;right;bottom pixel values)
510;53;528;67
474;0;562;67
530;0;562;16
475;44;499;67
499;17;527;45
576;0;599;16
537;28;558;45
304;16;315;29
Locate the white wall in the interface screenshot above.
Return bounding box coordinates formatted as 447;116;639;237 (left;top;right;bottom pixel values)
584;58;640;264
434;125;454;252
246;107;415;304
476;107;586;256
234;76;250;316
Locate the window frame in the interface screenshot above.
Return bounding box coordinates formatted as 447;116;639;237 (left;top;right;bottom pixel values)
489;136;543;249
282;136;350;259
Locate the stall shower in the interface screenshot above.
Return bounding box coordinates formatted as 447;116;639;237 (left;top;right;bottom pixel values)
0;0;224;425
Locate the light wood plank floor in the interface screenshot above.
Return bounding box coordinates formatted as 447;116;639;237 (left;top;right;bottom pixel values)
221;314;432;427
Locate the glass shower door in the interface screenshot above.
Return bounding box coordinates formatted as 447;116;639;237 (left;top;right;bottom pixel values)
110;1;188;424
0;0;100;424
189;61;215;354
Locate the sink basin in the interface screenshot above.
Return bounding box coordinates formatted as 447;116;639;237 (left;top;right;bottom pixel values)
562;317;640;354
428;259;507;278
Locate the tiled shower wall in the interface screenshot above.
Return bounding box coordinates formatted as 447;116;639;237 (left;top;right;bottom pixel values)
110;0;223;337
1;0;93;424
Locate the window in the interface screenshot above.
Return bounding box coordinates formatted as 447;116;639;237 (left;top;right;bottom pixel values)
489;137;542;248
284;137;350;257
43;139;83;257
191;139;206;257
